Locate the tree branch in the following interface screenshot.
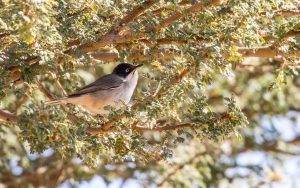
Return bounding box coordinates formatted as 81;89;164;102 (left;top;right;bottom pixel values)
132;123;193;132
139;0;191;17
238;46;280;59
157;151;204;187
287;135;300;146
0;32;11;39
54;79;67;96
263;30;300;41
259;9;300;17
111;0;156;34
36;80;54;100
91;48;179;62
155;0;223;31
283;30;300;38
237;46;300;63
0;109;17;122
87;122;193;135
90;52;119;62
65;33;146;54
91;33;299;63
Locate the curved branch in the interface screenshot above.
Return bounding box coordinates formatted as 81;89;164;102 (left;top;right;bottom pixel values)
87;123;193;135
155;0;223;31
287;135;300;146
132;123;193;132
238;46;300;60
91;48;179;62
0;33;11;39
112;0;156;34
263;30;300;41
90;52;119;62
0;110;17;122
157;151;204;187
36;80;54;100
139;0;191;17
259;9;300;17
238;46;280;59
65;33;147;54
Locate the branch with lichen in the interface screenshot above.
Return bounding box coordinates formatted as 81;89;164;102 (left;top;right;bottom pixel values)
259;9;300;17
237;46;300;62
0;110;17;122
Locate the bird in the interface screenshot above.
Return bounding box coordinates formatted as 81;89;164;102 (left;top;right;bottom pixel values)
45;63;143;114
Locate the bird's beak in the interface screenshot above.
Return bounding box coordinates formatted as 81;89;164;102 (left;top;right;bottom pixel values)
131;64;143;74
134;64;143;69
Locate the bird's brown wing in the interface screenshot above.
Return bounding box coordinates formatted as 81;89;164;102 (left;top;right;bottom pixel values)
68;74;124;97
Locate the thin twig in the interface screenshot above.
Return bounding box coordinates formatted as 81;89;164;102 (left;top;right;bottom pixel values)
54;79;67;96
36;80;54;100
132;123;193;132
152;81;161;97
259;9;300;17
157;151;204;187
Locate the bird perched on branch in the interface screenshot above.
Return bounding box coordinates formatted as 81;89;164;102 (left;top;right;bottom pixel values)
45;63;143;114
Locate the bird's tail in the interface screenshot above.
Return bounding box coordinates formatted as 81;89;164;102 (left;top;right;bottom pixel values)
44;98;68;106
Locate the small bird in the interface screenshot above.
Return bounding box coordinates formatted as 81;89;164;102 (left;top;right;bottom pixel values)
45;63;143;114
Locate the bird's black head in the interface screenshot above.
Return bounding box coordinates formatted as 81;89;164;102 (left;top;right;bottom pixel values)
112;63;143;78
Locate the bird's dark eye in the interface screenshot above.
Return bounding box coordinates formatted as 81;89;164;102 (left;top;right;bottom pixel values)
125;68;130;73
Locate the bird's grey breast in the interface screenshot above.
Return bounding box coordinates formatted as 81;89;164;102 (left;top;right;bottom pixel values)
89;72;138;106
119;71;139;103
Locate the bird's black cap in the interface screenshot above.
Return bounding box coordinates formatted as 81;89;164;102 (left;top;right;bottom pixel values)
113;63;143;78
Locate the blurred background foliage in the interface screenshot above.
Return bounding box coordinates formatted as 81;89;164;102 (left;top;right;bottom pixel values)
0;0;300;187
